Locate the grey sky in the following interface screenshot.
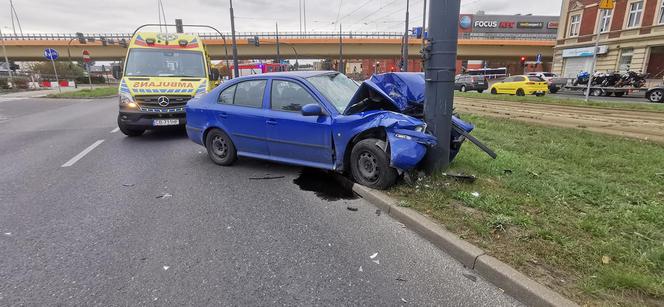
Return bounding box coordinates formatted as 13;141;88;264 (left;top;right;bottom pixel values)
2;0;563;34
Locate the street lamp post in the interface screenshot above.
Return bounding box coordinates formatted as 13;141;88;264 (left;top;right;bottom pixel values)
229;0;240;78
0;27;14;87
401;0;410;72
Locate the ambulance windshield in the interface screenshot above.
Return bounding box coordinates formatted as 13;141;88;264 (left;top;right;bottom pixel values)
124;49;206;78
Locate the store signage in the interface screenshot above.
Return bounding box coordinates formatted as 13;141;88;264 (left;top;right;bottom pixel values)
562;45;609;58
459;15;472;29
517;21;544;29
547;21;559;29
474;20;498;28
499;21;515;28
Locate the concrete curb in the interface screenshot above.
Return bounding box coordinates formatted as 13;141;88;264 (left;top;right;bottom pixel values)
335;175;578;307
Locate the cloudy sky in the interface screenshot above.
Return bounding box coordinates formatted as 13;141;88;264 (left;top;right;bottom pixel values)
2;0;563;34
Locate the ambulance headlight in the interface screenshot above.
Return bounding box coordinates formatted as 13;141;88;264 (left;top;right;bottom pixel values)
119;92;137;108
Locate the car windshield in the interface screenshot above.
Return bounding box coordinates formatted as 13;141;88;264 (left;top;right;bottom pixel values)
528;76;544;81
124;49;206;77
306;73;359;113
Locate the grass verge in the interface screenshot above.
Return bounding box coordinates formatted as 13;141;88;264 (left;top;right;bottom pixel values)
390;114;664;306
46;87;117;98
456;91;664;113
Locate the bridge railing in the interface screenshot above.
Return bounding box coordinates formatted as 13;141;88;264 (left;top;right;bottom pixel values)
0;32;556;41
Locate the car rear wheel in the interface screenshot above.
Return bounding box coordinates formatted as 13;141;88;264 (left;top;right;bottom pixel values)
460;85;467;92
648;89;664;103
350;138;398;190
205;129;237;166
549;87;559;94
535;92;545;97
490;88;498;95
516;89;525;96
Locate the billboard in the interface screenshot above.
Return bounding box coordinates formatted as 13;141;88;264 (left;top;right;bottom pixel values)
457;14;559;39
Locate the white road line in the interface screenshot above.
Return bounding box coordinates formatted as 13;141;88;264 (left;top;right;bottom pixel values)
110;127;120;133
61;140;105;168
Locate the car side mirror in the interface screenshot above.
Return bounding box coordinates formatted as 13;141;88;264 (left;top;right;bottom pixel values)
112;66;123;80
209;68;220;81
301;104;323;116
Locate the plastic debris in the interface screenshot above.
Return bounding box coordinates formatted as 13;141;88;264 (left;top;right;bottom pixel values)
163;266;170;271
462;273;477;282
503;169;513;175
3;232;11;236
471;192;480;198
401;298;408;303
375;209;381;216
248;175;285;180
122;183;135;187
601;255;611;264
347;205;358;211
156;193;172;199
372;260;380;265
370;253;378;259
359;266;363;272
443;172;477;183
396;277;407;282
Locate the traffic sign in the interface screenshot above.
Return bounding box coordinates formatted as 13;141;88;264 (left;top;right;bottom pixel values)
82;50;92;63
599;0;615;10
44;48;59;61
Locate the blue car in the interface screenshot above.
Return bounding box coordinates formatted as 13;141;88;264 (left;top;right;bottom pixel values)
185;71;473;189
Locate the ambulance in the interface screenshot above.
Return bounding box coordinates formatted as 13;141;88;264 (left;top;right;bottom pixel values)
114;32;220;136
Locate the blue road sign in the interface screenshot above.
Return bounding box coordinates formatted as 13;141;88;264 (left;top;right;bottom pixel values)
44;48;59;61
535;53;542;64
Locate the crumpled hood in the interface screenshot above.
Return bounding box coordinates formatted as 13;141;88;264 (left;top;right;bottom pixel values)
346;72;474;132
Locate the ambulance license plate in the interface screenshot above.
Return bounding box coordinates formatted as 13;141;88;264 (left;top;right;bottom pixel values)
153;119;180;126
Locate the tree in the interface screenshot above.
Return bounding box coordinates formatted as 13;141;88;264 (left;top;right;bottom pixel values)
27;61;86;80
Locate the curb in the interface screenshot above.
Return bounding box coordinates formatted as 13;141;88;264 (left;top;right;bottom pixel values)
335;175;578;307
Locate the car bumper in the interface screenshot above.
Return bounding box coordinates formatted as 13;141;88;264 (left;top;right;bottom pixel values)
118;110;187;129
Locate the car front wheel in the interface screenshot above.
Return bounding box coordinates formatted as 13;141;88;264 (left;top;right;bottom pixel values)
648;89;664;103
491;88;498;95
205;129;237;166
350;138;398;190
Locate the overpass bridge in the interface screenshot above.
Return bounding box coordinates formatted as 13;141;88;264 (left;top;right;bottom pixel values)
0;32;554;63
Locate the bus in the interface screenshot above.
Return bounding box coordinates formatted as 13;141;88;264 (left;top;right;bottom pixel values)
231;63;289;78
465;67;508;80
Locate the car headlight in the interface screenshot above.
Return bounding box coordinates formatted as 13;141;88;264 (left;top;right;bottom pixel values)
394;133;413;140
414;124;427;133
119;93;137;108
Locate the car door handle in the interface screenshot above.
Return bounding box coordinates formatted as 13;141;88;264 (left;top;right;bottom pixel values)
217;112;228;119
266;119;277;125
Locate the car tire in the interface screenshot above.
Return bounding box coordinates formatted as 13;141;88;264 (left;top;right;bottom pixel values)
460;85;467;92
535;93;545;97
549;87;559;94
516;89;525;96
477;90;484;93
350;138;398;190
490;88;498;95
614;92;625;97
205;129;237;166
117;117;144;137
647;89;664;103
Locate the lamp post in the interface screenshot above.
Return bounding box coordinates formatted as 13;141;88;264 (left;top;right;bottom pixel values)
229;0;240;78
0;26;14;86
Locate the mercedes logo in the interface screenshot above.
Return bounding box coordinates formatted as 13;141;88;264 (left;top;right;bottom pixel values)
157;96;170;107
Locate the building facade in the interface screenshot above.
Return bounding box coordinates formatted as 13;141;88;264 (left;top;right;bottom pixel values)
554;0;664;78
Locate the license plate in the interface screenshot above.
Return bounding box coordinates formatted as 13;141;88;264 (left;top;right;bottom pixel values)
153;119;180;126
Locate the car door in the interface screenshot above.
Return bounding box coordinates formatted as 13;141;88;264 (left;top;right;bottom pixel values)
495;76;512;93
511;76;526;94
211;80;270;156
265;79;334;169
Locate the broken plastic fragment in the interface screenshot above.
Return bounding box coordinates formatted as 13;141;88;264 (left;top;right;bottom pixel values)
359;266;363;272
3;232;11;236
163;266;170;271
347;205;358;212
471;192;480;198
372;260;380;265
248;175;285;180
122;183;135;187
370;253;378;259
156;193;172;199
401;298;408;303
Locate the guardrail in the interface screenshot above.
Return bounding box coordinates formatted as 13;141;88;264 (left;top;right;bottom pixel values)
0;32;556;41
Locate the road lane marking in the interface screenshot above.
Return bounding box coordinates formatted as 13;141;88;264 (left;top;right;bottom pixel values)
110;127;120;133
61;140;105;168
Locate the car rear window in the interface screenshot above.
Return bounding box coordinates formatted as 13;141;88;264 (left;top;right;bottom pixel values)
233;80;266;108
528;76;544;82
271;80;318;112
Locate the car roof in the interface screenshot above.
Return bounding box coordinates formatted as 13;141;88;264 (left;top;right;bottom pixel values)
235;70;337;80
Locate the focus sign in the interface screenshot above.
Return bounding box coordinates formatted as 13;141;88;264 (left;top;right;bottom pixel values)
44;48;59;61
599;0;615;10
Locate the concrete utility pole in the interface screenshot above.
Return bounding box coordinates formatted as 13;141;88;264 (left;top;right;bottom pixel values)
229;0;240;78
275;22;281;66
0;27;14;86
585;8;607;102
422;0;460;174
401;0;410;72
421;0;427;56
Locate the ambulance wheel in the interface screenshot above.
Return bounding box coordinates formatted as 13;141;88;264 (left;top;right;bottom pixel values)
117;119;144;137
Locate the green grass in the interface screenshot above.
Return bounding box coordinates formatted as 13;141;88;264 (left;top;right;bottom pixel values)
390;114;664;305
455;91;664;113
46;87;117;98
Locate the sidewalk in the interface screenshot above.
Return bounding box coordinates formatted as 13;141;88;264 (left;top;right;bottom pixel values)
0;87;79;99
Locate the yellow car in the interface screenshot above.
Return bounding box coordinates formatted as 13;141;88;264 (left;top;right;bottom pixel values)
490;75;548;97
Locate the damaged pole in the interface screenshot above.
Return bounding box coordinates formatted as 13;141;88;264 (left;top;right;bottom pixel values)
422;0;460;174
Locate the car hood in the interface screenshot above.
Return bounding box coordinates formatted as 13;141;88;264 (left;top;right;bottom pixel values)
345;72;473;132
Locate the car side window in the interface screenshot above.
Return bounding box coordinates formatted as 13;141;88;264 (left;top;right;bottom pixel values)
233;80;266;108
217;85;236;104
514;76;526;82
503;77;514;82
270;80;318;112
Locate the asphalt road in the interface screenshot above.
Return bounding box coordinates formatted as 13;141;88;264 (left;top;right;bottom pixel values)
0;96;521;305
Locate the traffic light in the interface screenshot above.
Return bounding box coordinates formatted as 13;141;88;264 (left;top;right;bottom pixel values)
520;56;526;66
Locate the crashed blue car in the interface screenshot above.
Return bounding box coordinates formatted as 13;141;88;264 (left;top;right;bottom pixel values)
185;71;474;189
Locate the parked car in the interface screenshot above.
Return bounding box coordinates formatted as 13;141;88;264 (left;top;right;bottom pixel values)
645;86;664;103
527;72;567;93
185;71;475;189
490;75;548;96
454;74;488;93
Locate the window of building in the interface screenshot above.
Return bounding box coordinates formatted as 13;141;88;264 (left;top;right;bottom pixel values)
599;9;613;33
618;48;634;72
627;1;644;28
569;14;581;37
659;1;664;24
